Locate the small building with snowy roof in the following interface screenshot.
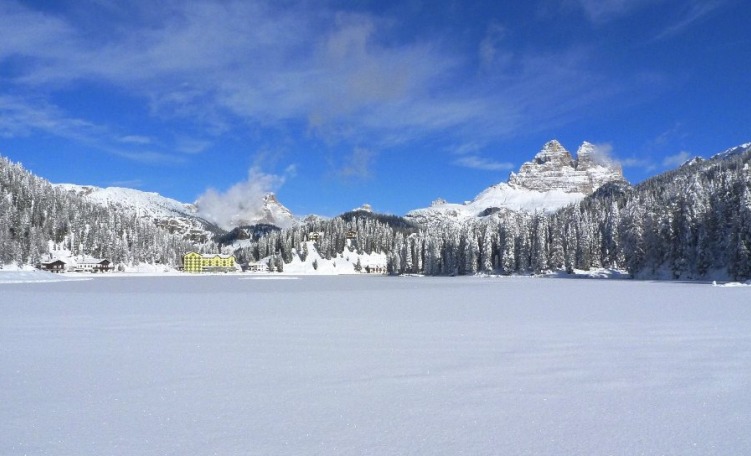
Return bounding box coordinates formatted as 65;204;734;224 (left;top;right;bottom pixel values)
38;259;68;273
73;257;113;273
245;262;269;273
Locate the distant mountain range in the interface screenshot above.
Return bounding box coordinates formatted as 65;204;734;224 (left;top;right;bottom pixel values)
46;139;749;234
3;139;751;280
54;183;300;241
52;139;628;234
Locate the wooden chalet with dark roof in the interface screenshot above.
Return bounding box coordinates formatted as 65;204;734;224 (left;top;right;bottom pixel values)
38;259;67;273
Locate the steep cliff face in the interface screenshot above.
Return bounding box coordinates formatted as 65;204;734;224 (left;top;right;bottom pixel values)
254;193;297;229
508;140;625;194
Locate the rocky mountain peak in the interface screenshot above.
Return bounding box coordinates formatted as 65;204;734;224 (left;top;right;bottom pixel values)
406;140;629;225
575;141;597;168
264;193;280;205
531;140;575;167
508;140;625;194
256;193;296;228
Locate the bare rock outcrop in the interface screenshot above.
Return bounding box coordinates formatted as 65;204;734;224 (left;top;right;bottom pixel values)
508;140;625;194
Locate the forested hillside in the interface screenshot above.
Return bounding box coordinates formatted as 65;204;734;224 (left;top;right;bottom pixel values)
233;210;419;271
234;145;751;280
0;156;204;267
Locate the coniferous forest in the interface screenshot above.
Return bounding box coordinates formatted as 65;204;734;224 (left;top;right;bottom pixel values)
235;148;751;280
0;156;201;267
2;147;750;280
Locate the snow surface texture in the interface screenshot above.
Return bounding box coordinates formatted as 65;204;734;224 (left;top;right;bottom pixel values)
282;241;387;275
713;280;751;287
0;269;91;284
2;276;750;455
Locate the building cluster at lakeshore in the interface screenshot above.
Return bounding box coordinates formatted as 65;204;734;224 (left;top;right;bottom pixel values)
38;256;113;273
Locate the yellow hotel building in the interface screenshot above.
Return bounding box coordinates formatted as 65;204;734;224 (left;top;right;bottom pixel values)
183;252;237;273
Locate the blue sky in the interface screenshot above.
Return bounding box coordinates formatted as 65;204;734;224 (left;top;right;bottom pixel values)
1;0;749;217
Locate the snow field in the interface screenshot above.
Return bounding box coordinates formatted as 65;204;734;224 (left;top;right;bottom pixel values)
281;241;387;275
0;269;92;284
1;276;750;455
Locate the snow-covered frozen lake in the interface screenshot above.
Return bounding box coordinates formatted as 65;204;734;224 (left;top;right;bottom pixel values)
2;275;750;455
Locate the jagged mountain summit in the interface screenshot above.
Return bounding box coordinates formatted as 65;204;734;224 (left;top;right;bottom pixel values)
246;193;298;229
509;140;625;194
194;192;298;231
407;140;628;225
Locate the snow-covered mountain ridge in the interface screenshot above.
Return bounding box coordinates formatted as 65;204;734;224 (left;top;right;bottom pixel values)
713;142;751;160
50;139;629;235
407;140;627;225
56;184;198;219
55;183;301;239
56;184;218;242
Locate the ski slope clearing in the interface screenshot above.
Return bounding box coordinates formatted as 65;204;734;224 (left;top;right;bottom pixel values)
2;276;750;455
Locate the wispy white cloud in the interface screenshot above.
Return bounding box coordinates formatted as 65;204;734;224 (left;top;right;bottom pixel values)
454;155;514;171
195;167;286;230
0;0;664;175
0;94;101;140
612;144;695;172
119;135;153;145
568;0;654;23
584;142;658;172
569;0;725;37
0;94;189;165
284;164;299;179
650;123;687;147
110;178;144;188
452;142;484;155
337;146;377;180
111;150;185;165
478;22;510;71
175;138;211;155
662;150;693;168
618;157;657;171
617;149;693;173
587;142;621;166
0;2;77;61
451;141;515;171
653;1;725;40
590;142;613;155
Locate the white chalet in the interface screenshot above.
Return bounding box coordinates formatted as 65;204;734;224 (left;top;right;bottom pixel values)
246;262;269;273
73;256;113;273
